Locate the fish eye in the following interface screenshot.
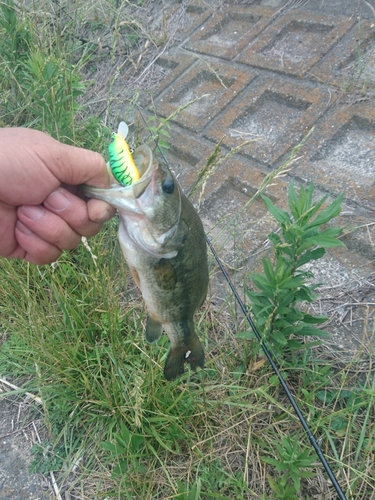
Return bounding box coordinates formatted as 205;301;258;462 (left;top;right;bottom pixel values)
162;178;175;194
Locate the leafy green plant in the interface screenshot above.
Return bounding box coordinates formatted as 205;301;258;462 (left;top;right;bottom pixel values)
101;421;145;476
263;436;317;499
246;181;345;360
30;441;65;475
0;0;34;122
175;479;202;500
18;51;84;139
146;114;171;150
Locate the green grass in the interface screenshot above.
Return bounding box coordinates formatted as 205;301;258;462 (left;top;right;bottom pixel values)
1;237;374;499
0;1;375;499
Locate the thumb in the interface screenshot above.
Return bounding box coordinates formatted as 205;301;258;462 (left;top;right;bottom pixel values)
49;143;110;188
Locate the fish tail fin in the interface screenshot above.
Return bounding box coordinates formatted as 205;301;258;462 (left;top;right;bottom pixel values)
164;322;204;381
145;315;163;343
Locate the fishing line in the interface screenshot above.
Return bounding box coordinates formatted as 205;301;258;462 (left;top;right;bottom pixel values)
136;108;347;499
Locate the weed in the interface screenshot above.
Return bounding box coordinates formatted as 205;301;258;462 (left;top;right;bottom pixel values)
176;479;202;500
262;436;317;499
101;421;146;476
145;94;210;151
146;114;171;150
30;441;65;475
244;181;345;362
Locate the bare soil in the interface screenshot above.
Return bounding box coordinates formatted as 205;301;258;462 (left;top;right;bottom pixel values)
0;395;51;499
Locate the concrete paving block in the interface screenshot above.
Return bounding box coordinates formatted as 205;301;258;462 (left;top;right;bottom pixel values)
331;244;375;278
153;58;257;132
184;5;275;60
204;75;335;165
151;0;212;37
339;213;375;263
299;0;374;18
193;154;290;265
184;0;214;24
236;10;355;77
301;246;375;353
148;48;196;98
184;0;216;17
293;104;375;208
163;126;286;211
188;151;290;213
173;1;214;40
141;0;374;354
162;127;215;190
201;196;274;268
311;20;375;88
163;128;291;265
261;0;285;6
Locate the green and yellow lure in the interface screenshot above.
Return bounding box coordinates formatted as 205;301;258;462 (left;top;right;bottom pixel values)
108;122;140;186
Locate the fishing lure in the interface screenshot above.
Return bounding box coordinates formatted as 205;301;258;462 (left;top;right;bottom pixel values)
108;122;140;186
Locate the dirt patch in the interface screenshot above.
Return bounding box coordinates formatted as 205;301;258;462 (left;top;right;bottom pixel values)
0;393;51;500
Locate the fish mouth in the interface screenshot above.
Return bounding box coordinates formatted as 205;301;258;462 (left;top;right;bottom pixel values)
131;144;154;198
82;144;155;211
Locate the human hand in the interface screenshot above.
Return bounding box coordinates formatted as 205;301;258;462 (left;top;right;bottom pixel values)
0;127;116;265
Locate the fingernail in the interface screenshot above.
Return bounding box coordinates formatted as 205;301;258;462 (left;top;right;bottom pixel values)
16;220;33;235
21;205;44;221
45;189;70;212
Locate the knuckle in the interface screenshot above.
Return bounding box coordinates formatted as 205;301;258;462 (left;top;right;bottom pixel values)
80;222;102;238
59;232;81;251
46;222;81;251
73;211;90;229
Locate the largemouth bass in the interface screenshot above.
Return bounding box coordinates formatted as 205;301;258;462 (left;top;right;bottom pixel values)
84;144;208;380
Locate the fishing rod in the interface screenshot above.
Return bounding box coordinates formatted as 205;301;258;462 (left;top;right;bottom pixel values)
207;241;347;500
136;109;347;499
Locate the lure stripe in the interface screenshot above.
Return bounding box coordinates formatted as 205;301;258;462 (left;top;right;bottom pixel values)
108;132;140;186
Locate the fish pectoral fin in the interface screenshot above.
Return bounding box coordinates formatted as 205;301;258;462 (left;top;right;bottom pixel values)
145;315;163;343
153;258;177;290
